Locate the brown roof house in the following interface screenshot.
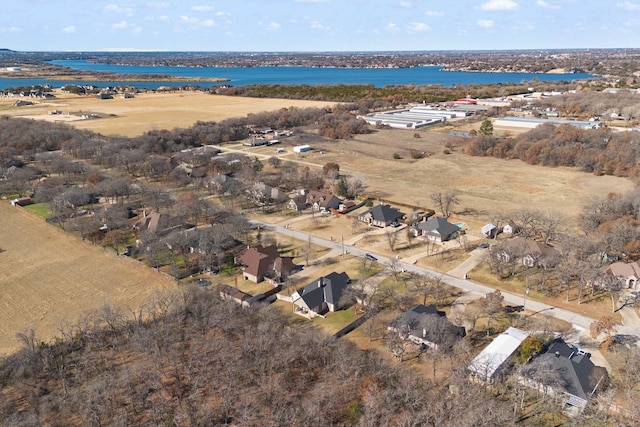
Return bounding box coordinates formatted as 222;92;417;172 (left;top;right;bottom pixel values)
493;237;560;269
132;211;166;234
605;261;640;291
235;244;295;283
305;190;341;212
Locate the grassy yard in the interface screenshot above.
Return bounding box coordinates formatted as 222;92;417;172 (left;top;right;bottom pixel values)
24;202;50;219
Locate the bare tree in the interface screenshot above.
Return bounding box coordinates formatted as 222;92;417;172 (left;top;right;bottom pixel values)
385;229;398;252
430;191;460;217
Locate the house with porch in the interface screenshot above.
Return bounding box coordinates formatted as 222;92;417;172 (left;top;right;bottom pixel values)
414;216;459;242
358;204;404;228
291;272;350;317
305;190;341;212
493;237;560;269
235;245;295;283
387;304;466;350
519;339;609;414
605;261;640;291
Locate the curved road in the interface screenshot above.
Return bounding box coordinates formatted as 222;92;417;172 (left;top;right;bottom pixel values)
251;219;639;336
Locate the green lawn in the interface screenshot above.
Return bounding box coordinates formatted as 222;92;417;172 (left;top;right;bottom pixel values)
312;308;361;335
24;203;50;219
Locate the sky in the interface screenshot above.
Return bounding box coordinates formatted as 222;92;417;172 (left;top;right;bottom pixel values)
2;0;640;52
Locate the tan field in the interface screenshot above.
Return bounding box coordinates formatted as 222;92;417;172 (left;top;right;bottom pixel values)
0;203;176;356
0;89;336;137
236;127;636;221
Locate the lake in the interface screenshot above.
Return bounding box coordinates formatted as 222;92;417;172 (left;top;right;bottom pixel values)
0;59;593;90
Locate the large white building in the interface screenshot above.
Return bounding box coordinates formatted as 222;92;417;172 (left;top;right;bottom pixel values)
360;106;468;129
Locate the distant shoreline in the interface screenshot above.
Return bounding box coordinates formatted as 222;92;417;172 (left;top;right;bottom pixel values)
0;71;230;83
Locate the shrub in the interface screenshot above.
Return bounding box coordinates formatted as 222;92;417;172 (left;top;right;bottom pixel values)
443;149;451;155
392;152;402;159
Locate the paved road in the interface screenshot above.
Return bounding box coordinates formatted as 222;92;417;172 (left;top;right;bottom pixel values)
251;219;640;337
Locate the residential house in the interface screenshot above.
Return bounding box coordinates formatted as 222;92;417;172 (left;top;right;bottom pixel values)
605;261;640;291
494;237;560;268
217;284;268;308
468;327;530;383
133;211;165;234
287;195;308;211
358;204;404;227
250;182;289;206
414;216;459;242
235;244;295;283
217;284;253;306
387;304;465;350
519;339;609;413
306;190;341;212
291;272;351;317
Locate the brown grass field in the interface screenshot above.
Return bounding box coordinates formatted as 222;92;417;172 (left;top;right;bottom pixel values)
0;202;176;356
0;89;336;137
268;127;636;221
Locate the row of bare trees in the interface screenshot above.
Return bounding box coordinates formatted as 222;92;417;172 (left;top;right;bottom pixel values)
0;287;519;427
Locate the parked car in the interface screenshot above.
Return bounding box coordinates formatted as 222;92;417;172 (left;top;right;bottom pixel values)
478;243;490;249
320;209;331;215
390;221;401;227
364;253;378;261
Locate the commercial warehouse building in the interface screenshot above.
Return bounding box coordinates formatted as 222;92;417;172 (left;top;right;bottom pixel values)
359;106;469;130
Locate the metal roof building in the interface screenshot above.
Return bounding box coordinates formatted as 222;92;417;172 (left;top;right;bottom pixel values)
468;327;530;383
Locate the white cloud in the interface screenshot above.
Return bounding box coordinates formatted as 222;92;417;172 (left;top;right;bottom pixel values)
480;0;518;11
111;20;130;30
424;11;444;17
180;15;199;24
266;22;281;31
191;5;215;12
400;1;412;8
104;4;135;16
0;26;21;33
407;22;431;32
294;0;330;2
62;25;76;34
200;19;215;27
386;23;401;33
617;1;640;10
310;21;329;30
477;19;495;28
146;2;169;8
536;0;560;9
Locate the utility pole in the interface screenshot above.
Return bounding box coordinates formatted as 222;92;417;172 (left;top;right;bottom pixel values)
341;235;345;260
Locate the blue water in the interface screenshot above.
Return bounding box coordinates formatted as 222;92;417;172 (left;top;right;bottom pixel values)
0;59;593;90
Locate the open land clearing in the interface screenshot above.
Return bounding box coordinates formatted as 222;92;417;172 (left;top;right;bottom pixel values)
0;89;336;137
0;202;175;356
237;126;636;221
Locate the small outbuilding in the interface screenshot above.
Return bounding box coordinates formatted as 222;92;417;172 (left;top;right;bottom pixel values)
293;144;312;153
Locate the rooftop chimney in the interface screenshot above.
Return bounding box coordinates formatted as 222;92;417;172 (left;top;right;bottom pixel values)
555;351;560;358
